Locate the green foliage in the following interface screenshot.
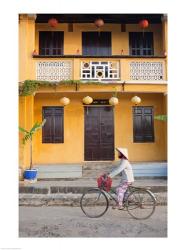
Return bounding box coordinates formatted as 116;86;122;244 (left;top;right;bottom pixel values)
19;80;40;96
19;119;46;169
19;79;124;96
154;115;167;122
18;127;29;134
19;119;46;144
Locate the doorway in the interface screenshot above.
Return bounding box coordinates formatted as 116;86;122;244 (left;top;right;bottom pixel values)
84;106;114;161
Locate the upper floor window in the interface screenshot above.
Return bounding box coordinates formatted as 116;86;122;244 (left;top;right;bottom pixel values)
129;32;154;56
133;106;154;143
39;31;64;56
82;32;111;56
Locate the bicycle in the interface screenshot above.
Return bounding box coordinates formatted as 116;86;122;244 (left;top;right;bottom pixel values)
80;183;157;220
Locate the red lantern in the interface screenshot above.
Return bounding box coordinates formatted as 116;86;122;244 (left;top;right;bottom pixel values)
48;18;58;28
139;19;149;29
94;18;104;28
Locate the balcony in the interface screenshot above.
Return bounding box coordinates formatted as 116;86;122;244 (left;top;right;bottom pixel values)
129;61;165;81
80;61;120;81
36;61;72;81
34;57;166;83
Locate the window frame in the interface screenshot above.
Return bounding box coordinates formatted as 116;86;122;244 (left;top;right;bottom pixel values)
39;31;64;56
129;32;154;56
132;106;155;143
82;31;112;56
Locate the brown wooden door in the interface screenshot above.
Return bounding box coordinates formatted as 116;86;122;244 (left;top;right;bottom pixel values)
84;106;114;161
82;32;111;56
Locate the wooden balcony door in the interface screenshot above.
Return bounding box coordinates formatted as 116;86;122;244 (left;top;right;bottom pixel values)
82;32;111;56
84;106;114;161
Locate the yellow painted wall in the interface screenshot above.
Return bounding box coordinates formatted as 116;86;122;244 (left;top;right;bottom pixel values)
19;15;168;167
115;93;167;161
33;83;167;95
32;92;167;164
19;15;36;81
34;23;164;56
19;97;25;167
33;93;84;164
19;95;34;169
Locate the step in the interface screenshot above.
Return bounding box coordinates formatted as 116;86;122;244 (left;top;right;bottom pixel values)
19;185;167;194
83;162;167;177
19;192;167;207
33;162;167;179
132;162;167;177
35;164;83;179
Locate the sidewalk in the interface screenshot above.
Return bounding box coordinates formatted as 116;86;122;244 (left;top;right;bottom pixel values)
19;177;167;206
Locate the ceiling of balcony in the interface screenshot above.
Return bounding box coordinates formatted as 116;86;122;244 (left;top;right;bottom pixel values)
36;14;163;24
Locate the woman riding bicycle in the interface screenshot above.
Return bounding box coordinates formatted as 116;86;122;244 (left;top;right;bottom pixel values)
108;148;134;210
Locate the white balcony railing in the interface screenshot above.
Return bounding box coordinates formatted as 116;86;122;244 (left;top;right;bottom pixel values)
81;61;120;81
35;59;166;83
36;61;72;81
130;62;164;81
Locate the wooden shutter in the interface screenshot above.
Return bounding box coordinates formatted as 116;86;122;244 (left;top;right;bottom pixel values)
99;32;112;56
142;33;154;56
133;106;154;142
129;32;154;56
82;32;111;56
129;32;142;56
39;32;64;56
42;107;64;143
53;107;64;143
143;107;154;141
52;32;64;55
42;108;54;143
39;32;51;55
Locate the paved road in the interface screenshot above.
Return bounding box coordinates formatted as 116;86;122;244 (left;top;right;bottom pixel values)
19;206;167;237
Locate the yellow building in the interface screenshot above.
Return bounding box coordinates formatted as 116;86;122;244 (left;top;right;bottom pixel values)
19;14;167;177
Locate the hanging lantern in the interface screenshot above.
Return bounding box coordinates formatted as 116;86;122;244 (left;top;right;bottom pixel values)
83;96;93;105
60;97;70;106
94;18;104;28
139;19;149;29
109;97;119;106
48;18;58;28
131;96;141;105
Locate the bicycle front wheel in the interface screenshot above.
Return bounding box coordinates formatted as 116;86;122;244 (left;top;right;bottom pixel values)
127;189;156;220
80;188;109;218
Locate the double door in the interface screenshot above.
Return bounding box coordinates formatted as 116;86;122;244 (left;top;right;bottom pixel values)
84;106;114;161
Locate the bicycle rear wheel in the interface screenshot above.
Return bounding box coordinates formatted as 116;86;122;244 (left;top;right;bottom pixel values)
80;188;109;218
126;189;156;220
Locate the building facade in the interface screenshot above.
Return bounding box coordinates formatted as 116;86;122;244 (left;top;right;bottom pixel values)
19;14;167;172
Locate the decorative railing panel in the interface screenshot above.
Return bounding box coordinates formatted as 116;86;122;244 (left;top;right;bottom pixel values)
81;61;120;81
36;61;72;81
130;62;164;81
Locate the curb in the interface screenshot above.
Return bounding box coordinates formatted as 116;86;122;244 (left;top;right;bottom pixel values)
19;192;167;207
19;185;167;194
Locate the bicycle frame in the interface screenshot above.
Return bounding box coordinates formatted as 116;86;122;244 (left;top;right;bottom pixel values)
99;185;156;205
101;187;118;204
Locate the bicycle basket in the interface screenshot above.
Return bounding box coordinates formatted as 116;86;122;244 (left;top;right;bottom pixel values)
97;175;112;192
